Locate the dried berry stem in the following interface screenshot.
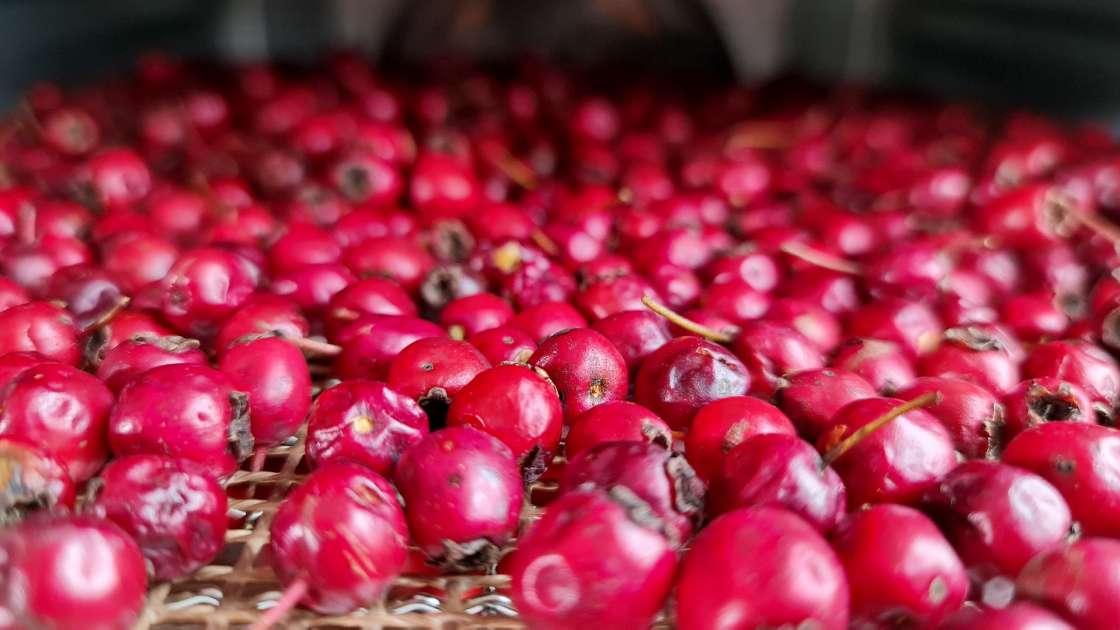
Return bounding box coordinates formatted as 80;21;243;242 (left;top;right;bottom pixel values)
495;152;538;189
530;229;559;256
779;241;862;275
641;296;735;344
274;332;342;357
79;296;131;336
249;578;307;630
820;391;941;468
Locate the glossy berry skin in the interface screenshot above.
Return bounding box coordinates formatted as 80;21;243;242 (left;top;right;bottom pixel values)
84;310;172;365
0;515;147;630
709;433;845;531
44;264;124;329
589;310;672;377
1016;538;1120;630
108;364;252;478
333;315;445;381
939;602;1074;630
1002;423;1120;537
0;351;52;392
468;325;536;364
897;377;1004;459
507;489;676;630
560;441;704;546
342;237;433;294
775;368;878;440
214;294;309;355
387;337;489;415
566;401;670;460
831;504;968;628
634;336;750;430
530;328;628;420
0;436;75;520
1001;378;1096;444
675;507;849;630
685;396;796;482
0;363;113;482
394;427;522;570
919;326;1021;394
830;338;916;395
1023;339;1120;415
510;301;587;343
0;302;79;366
96;334;207;393
732;321;824;396
159;248;257;338
446;364;563;481
0;278;29;312
324;278;417;338
847;298;943;357
93;454;227;580
269;463;409;614
923;461;1071;577
305;380;428;477
438;292;513;338
219;335;312;448
270;263;356;316
822;397;957;506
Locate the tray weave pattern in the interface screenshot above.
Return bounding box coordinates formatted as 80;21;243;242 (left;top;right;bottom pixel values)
132;431;673;629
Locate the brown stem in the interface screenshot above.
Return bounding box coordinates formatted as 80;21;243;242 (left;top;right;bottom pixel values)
641;296;735;344
779;241;862;275
1055;194;1120;246
249;578;307;630
80;296;131;336
530;229;559;256
820;391;941;469
276;332;342;357
493;150;537;189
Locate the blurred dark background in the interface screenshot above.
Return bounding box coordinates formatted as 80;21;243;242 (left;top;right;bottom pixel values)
2;0;1120;121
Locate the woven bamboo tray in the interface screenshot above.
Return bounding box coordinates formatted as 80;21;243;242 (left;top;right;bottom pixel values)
133;429;675;629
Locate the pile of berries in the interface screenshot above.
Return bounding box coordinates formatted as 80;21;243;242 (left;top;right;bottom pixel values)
1;51;1120;629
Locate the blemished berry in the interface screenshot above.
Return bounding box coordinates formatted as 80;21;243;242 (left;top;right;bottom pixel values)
685;396;796;482
633;336;750;430
529;327;628;420
566;401;671;460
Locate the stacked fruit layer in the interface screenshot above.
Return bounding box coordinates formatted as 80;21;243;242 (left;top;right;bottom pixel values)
0;53;1118;629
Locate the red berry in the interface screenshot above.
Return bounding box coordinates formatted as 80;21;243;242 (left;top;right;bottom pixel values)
83;148;152;211
775;368;877;439
939;602;1074;630
589;310;671;378
269;463;408;614
831;504;968;627
1023;339;1120;416
468;325;536;364
0;515;147;630
830;338;917;395
387;337;490;422
675;507;849;630
0;363;113;481
342;236;433;293
214;294;309;354
333;315;445;380
510;300;587;343
530;328;628;421
159;248;257;338
1001;377;1097;444
508;489;675;630
439;292;514;338
97;334;207;393
93;454;227;580
1017;538;1120;629
897;376;1004;458
923;460;1071;577
306;380;428;476
0;301;79;366
821;396;956;506
446;364;563;481
685;396;795;482
108;364;252;478
634;335;750;430
1002;423;1120;537
219;334;312;448
920;325;1022;394
395;427;523;570
847;297;943;356
732;321;824;396
566;401;671;459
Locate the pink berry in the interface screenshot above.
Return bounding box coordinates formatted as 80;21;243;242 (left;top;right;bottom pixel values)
897;376;1004;458
219;334;312;448
590;310;672;378
306;380;428;476
438;292;514;338
530;327;628;420
775;368;878;440
510;300;587;343
0;301;79;366
93;454;227;580
709;433;845;530
732;320;824;396
324;278;417;338
333;315;445;380
634;336;750;430
1017;538;1120;629
507;489;676;630
923;460;1071;577
387;337;489;422
1002;423;1120;538
919;325;1022;394
96;334;207;393
468;325;536;364
566;401;670;460
0;363;113;482
831;504;968;627
675;507;849;630
831;337;917;394
395;427;523;570
446;364;563;481
685;396;796;482
214;294;309;355
0;514;147;630
108;364;252;478
159;248;257;338
268;463;408;614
